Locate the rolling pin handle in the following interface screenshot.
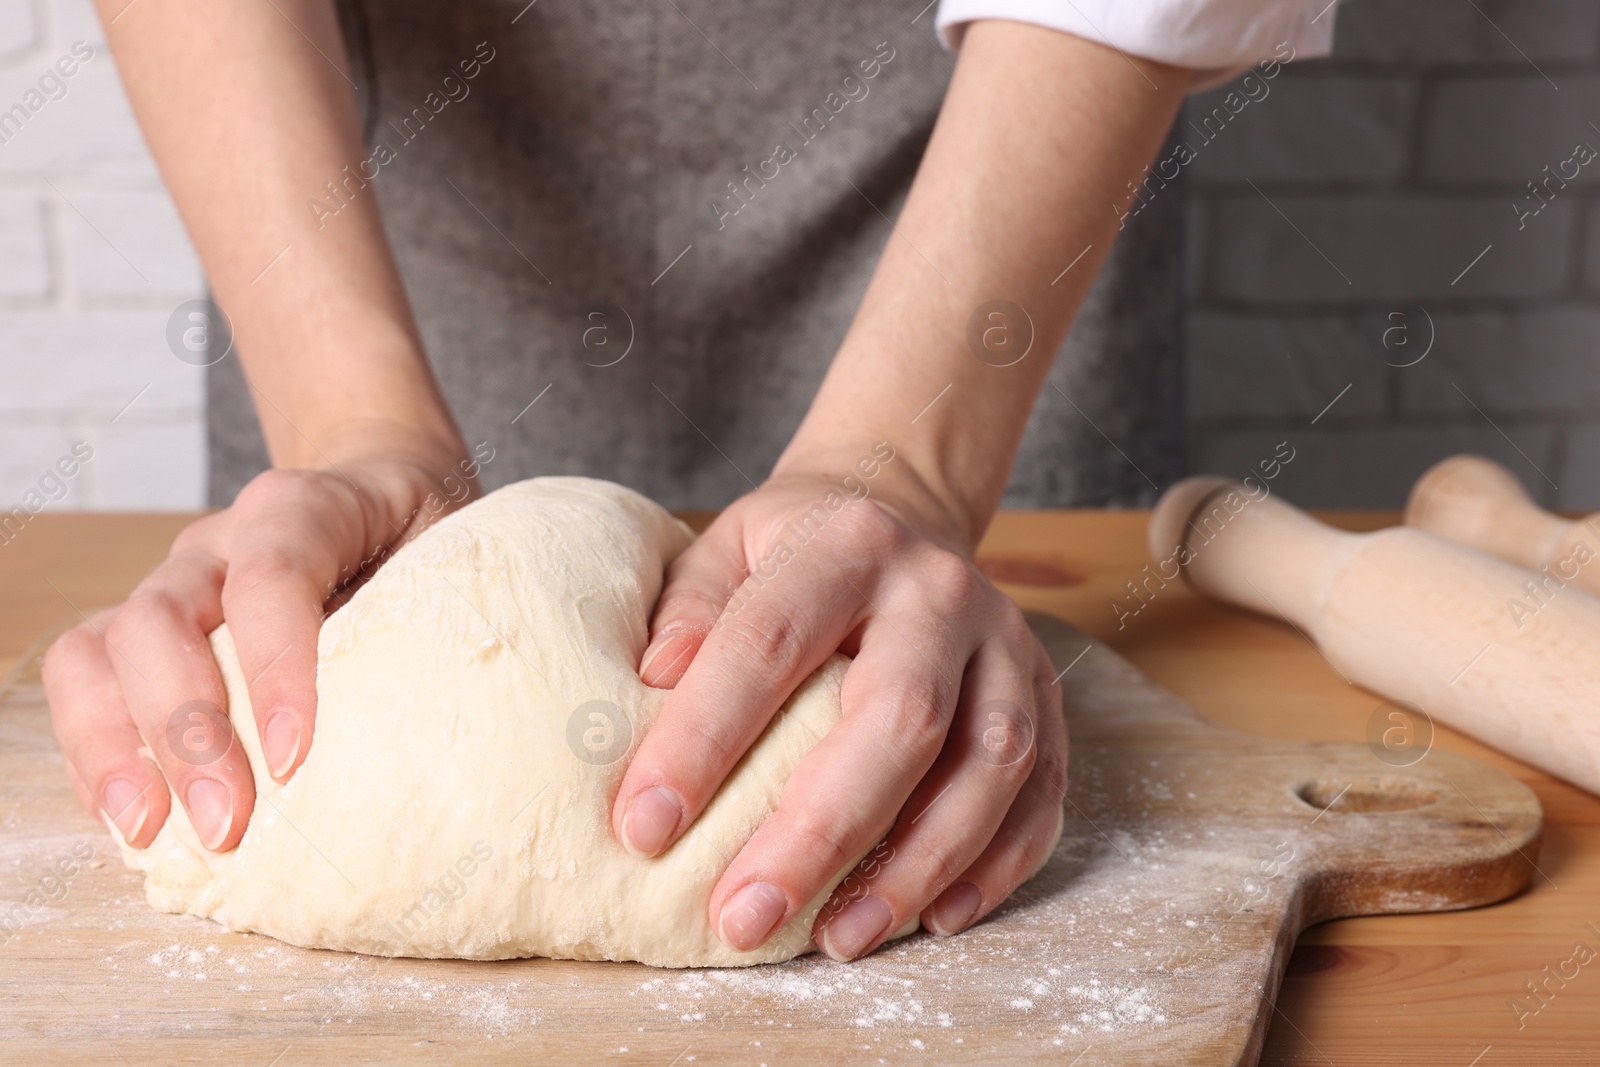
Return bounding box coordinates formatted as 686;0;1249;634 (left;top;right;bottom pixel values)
1146;475;1236;582
1405;455;1567;571
1149;477;1356;630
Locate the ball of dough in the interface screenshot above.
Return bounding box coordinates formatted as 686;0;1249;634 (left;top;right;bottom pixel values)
119;477;863;966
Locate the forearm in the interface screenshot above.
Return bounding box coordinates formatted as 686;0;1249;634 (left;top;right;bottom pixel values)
99;0;464;474
776;20;1189;549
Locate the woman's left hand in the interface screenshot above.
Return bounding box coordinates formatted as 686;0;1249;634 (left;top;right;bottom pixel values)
609;464;1068;961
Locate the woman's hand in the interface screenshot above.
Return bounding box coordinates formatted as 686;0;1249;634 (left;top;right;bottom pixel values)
607;18;1186;961
70;0;489;854
612;464;1067;961
43;439;484;854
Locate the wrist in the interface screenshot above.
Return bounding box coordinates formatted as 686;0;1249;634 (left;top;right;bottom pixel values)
316;416;471;480
303;416;484;532
778;318;1037;557
244;320;462;479
771;433;983;554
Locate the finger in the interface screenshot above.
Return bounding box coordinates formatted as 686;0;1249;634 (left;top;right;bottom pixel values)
639;520;746;689
105;551;253;853
221;519;344;782
923;642;1067;937
43;613;171;848
809;633;1038;960
43;616;117;821
614;528;872;858
62;758;96;820
706;609;966;954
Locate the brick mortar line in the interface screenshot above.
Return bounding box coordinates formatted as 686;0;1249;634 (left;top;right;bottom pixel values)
1313;59;1600;77
0;413;201;430
1548;423;1574;504
1189;295;1600;312
1189;181;1583;196
1379;354;1402;423
1189;413;1599;432
1193;185;1600;199
1567;196;1592;298
1189;298;1600;317
0;0;55;70
0;178;169;191
39;192;63;308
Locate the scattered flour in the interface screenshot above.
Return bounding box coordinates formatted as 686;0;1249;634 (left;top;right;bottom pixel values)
118;934;538;1037
109;837;1205;1050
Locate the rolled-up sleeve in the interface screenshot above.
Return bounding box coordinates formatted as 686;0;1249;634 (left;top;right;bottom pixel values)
936;0;1340;85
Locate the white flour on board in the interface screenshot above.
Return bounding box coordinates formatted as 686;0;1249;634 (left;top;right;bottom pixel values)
108;935;541;1036
53;800;1301;1048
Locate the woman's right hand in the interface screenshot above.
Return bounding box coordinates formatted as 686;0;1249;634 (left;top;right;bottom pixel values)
42;443;484;854
73;0;483;853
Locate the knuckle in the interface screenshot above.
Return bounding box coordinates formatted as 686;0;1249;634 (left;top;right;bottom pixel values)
971;690;1038;770
1034;659;1063;707
921;550;980;613
996;600;1033;643
833;499;907;556
223;548;301;602
42;625;100;684
1022;809;1064;872
673;714;741;779
881;682;950;757
101;614;137;657
910;839;967;894
1001;793;1069;879
1034;745;1069;804
984;600;1034;655
1002;738;1039;784
985;829;1038;891
718;608;806;671
168;508;234;558
235;467;322;514
169;521;212;557
108;590;182;646
785;818;856;880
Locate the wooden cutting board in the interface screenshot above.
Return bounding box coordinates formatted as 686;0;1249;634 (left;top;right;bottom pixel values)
0;613;1539;1065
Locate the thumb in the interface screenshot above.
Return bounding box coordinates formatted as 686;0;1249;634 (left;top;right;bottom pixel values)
640;519;747;688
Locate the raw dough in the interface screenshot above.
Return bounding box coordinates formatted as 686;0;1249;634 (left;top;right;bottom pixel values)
119;477;866;966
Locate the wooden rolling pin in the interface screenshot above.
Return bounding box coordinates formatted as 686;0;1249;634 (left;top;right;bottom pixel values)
1149;476;1600;794
1406;454;1600;596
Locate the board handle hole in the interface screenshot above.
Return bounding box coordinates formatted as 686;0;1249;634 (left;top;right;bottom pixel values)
1296;778;1442;814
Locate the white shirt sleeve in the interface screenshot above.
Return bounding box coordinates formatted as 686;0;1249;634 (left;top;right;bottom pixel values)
935;0;1340;89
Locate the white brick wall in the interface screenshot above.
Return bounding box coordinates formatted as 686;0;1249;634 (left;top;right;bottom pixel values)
1188;0;1600;508
0;0;205;514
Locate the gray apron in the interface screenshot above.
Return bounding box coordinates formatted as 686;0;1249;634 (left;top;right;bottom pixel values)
209;0;1186;509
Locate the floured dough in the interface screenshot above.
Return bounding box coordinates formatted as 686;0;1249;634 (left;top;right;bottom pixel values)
119;477;867;966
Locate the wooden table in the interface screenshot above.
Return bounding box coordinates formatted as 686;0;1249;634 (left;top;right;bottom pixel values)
2;510;1595;1064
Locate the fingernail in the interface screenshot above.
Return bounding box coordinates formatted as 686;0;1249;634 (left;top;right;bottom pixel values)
186;778;233;851
264;711;302;781
101;778;150;844
821;895;893;961
718;881;789;951
639;633;695;688
928;880;983;936
621;786;682;857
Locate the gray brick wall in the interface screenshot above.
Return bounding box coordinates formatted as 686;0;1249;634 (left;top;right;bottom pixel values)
0;0;204;513
1187;0;1600;508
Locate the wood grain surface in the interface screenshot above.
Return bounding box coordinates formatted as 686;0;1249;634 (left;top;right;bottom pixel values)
0;511;1595;1064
